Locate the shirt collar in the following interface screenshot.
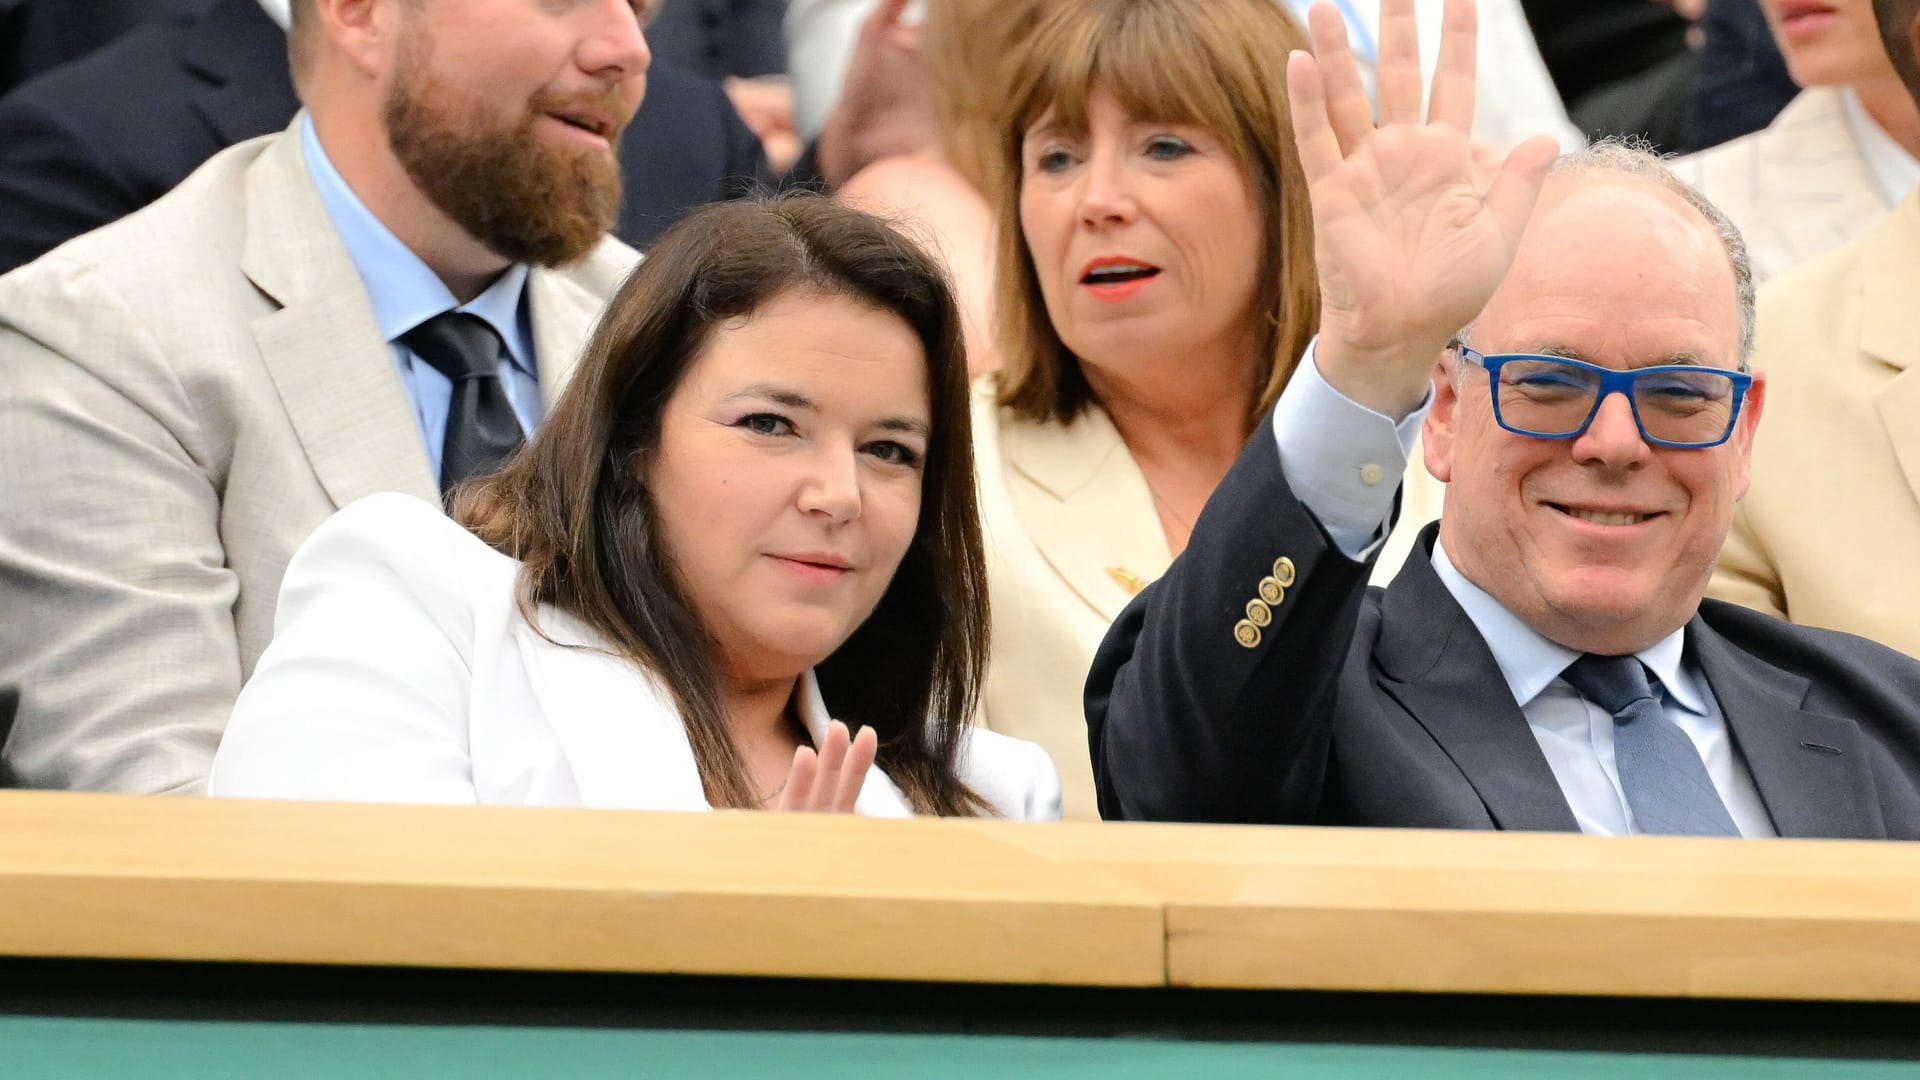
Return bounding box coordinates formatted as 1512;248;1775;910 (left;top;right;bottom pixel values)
256;0;291;29
1838;86;1920;209
297;114;536;377
1429;540;1707;715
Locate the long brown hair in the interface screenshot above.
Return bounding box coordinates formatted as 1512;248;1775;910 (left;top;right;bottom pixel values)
990;0;1319;432
456;196;991;815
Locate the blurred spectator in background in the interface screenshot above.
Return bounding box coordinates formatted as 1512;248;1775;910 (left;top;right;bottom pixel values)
836;0;1053;377
1674;0;1919;281
788;0;1581;152
1709;0;1920;659
647;0;802;172
0;0;768;272
1523;0;1701;150
648;0;787;79
1690;0;1801;148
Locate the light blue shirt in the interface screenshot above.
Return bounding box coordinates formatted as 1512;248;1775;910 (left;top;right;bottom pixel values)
299;115;541;480
1268;341;1776;837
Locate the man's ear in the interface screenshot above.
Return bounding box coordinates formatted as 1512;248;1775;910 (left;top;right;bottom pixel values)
1422;351;1457;484
311;0;398;81
1730;370;1766;501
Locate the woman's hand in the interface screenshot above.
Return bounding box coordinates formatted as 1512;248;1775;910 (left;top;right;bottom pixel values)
772;720;878;813
1287;0;1559;417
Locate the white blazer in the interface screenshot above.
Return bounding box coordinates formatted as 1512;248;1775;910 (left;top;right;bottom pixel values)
210;494;1063;820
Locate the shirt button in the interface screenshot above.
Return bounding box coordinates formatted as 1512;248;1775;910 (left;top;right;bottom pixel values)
1360;463;1384;486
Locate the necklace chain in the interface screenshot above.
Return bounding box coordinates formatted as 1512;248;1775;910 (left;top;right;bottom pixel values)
1144;477;1197;534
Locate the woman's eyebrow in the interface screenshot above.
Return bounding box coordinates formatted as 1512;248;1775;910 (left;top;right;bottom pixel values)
724;385;816;411
876;416;932;438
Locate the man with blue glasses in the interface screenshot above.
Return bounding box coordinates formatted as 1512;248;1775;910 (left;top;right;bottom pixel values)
1087;0;1920;838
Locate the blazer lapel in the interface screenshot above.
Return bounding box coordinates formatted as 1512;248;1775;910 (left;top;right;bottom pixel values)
525;265;602;412
1373;529;1581;832
182;0;302;148
1689;616;1885;838
242;122;439;507
1000;408;1171;622
1861;198;1920;516
512;607;713;810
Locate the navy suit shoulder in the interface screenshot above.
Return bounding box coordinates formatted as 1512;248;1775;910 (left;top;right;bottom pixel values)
0;0;204;96
0;0;292;274
1087;410;1920;838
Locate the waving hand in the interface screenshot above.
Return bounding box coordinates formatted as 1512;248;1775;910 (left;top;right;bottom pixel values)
1288;0;1559;416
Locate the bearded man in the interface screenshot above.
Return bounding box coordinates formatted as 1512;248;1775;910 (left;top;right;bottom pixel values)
0;0;649;792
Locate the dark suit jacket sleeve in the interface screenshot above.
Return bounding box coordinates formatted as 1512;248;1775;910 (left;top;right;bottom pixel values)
0;86;142;275
1084;419;1377;823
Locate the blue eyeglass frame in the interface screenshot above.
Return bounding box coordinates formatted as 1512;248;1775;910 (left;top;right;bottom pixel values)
1450;342;1754;450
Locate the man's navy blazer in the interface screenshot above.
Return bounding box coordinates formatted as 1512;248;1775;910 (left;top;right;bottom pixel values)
1086;422;1920;839
0;0;770;274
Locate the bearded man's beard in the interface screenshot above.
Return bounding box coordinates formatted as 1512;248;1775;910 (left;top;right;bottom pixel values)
384;46;628;267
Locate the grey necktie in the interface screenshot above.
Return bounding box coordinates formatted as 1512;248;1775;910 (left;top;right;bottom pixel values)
1559;654;1740;837
400;312;524;493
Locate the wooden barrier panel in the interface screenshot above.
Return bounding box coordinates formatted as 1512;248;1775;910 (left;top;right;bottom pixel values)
991;821;1920;1000
0;793;1164;987
5;793;1920;1002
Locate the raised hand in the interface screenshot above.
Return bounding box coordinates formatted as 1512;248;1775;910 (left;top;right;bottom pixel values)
773;720;878;813
1287;0;1559;416
814;0;936;187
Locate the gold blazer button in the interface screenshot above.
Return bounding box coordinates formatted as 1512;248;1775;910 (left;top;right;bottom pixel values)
1233;619;1262;648
1258;576;1286;605
1272;556;1297;587
1245;598;1272;627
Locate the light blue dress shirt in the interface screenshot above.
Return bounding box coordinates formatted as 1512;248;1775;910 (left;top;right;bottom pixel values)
299;115;542;480
1267;341;1776;837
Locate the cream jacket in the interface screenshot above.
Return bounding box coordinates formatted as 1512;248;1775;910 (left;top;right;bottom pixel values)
1711;191;1920;659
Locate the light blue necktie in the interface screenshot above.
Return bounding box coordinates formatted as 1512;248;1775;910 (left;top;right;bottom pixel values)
1560;654;1740;837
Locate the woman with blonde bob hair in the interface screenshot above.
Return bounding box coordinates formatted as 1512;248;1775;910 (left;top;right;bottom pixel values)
970;0;1322;819
212;197;1061;819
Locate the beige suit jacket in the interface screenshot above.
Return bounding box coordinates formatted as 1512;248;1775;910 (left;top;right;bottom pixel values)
1671;87;1894;284
972;387;1169;822
1710;191;1920;658
0;123;637;793
972;383;1444;820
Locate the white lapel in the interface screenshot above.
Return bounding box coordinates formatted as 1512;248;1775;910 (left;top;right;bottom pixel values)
512;606;712;810
515;614;916;816
241;122;439;507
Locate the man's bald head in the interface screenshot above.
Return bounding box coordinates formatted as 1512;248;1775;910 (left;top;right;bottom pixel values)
1873;0;1920;102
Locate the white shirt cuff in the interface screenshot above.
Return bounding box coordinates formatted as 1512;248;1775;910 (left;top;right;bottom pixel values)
1269;337;1432;559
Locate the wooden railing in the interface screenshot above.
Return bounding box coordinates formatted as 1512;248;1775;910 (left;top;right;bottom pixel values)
3;792;1918;1001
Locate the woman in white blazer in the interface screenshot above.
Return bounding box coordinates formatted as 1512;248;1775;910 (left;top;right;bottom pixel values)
210;197;1061;820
